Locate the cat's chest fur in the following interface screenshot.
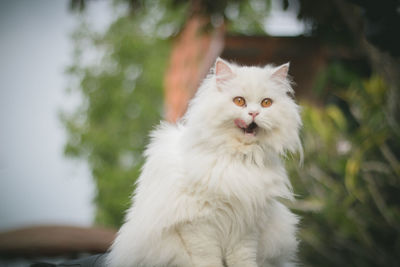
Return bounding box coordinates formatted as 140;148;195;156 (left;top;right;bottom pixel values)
179;143;290;221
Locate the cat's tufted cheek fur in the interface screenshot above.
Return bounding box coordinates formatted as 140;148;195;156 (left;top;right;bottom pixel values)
257;96;302;155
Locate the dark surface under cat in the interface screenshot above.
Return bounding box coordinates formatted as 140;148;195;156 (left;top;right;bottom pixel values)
31;253;107;267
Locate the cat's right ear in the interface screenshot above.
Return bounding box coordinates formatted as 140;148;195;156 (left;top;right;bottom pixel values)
271;62;290;80
215;58;235;84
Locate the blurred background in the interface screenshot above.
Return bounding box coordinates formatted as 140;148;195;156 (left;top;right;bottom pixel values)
0;0;399;266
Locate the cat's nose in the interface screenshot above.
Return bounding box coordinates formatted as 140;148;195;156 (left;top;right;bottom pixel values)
248;112;259;119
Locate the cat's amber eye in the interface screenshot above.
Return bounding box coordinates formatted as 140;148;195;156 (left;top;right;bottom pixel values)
261;98;273;108
233;96;246;107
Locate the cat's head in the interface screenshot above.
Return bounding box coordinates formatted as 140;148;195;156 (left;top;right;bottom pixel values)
185;58;302;158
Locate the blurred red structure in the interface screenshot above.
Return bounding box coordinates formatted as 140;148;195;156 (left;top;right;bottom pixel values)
0;225;116;258
164;17;363;122
164;15;225;122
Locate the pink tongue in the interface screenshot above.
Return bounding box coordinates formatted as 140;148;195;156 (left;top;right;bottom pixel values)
234;118;248;129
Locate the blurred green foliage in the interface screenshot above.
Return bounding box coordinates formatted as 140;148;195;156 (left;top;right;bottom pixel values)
290;69;400;266
62;7;172;227
64;0;400;266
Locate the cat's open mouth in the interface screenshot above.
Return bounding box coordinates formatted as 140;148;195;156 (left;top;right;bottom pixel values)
234;119;258;136
243;122;258;135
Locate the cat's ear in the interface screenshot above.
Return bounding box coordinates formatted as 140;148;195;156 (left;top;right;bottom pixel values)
271;62;290;80
215;58;234;83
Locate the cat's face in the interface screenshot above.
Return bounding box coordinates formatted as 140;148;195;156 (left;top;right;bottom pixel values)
191;58;302;156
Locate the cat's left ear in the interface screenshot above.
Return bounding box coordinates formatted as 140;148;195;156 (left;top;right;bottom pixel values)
271;62;290;80
215;57;235;84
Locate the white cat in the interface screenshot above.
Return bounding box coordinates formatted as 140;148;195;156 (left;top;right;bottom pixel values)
107;58;302;267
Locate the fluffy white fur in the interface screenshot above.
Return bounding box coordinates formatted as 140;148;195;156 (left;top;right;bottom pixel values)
107;58;302;267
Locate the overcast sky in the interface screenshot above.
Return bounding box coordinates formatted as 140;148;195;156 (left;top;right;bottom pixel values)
0;0;112;231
